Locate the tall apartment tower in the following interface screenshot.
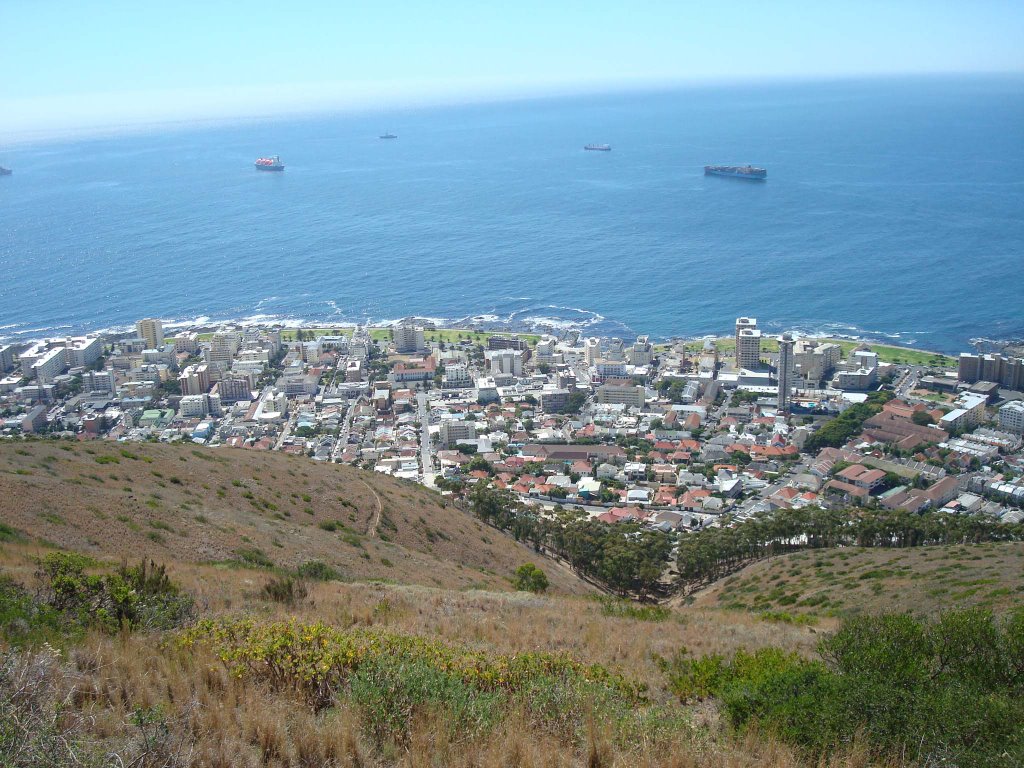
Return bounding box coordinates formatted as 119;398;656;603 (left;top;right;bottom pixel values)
136;318;164;350
735;317;762;369
392;325;426;354
777;333;795;412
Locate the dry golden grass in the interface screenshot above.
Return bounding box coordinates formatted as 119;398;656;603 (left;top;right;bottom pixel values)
693;541;1024;619
0;535;844;766
0;439;590;594
0;537;819;697
0;438;985;766
6;630;908;768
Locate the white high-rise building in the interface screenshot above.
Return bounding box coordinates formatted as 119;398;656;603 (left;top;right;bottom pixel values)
30;347;68;384
204;331;241;367
606;338;625;362
628;336;653;366
735;317;762;369
486;349;523;377
179;394;211;419
777;333;795;412
596;382;646;409
64;336;104;368
440;419;477;448
392;325;426;354
82;370;116;396
997;401;1024;434
136;318;164;350
793;339;841;384
442;362;473;389
535;335;557;363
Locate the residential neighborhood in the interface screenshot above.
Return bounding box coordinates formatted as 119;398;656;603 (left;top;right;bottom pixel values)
2;316;1024;535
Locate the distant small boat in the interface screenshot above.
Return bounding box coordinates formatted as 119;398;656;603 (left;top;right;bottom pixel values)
584;144;611;152
379;132;398;139
255;155;285;171
0;166;11;176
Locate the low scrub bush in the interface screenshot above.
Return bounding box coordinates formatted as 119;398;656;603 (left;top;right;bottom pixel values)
598;596;670;622
261;575;308;605
0;646;96;766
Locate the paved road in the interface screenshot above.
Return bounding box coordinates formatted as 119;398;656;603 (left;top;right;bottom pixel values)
331;394;364;462
416;392;436;486
273;420;292;451
896;366;922;398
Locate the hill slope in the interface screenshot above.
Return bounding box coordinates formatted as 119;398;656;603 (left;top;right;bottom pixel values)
0;439;590;594
691;541;1024;618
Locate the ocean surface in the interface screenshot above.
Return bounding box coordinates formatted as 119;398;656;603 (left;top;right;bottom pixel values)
2;76;1023;353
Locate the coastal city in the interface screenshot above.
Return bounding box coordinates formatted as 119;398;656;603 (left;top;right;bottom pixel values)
2;316;1023;529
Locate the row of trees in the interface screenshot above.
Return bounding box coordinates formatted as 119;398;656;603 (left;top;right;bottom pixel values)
803;390;893;451
469;484;672;596
675;505;1024;584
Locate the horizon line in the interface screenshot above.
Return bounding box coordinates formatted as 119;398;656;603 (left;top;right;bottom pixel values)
4;69;1022;148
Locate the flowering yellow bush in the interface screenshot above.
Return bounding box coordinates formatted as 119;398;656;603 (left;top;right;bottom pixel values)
179;618;645;718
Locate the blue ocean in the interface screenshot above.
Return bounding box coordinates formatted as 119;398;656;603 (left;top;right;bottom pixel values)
1;76;1022;353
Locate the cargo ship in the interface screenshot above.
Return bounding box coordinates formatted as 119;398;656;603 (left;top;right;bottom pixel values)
255;155;285;171
0;166;11;176
379;132;398;139
584;144;611;151
704;165;766;180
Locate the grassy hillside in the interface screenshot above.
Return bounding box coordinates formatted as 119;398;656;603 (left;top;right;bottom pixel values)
0;439;590;594
692;542;1024;619
3;438;1022;766
0;540;834;768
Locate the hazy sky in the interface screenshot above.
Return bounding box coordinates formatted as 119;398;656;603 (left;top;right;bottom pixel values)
3;0;1023;137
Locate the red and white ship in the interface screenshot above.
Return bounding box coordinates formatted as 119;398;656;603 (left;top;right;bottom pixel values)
254;155;284;171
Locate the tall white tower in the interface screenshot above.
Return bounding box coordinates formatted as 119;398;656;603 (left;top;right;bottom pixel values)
735;317;761;369
777;332;795;412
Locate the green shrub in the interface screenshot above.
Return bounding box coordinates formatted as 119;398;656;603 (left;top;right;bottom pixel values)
6;556;194;642
234;547;273;568
672;609;1024;767
0;577;69;647
513;563;549;594
296;560;341;581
